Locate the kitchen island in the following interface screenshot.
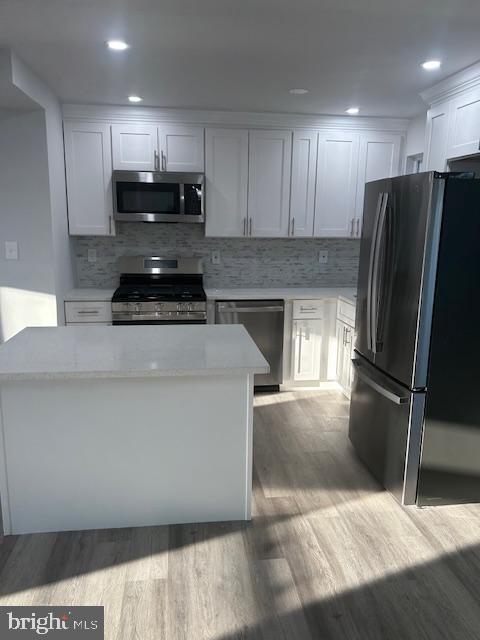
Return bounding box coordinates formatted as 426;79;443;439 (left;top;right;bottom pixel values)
0;324;268;535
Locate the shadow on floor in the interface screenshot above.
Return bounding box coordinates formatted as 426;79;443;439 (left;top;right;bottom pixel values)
211;541;480;640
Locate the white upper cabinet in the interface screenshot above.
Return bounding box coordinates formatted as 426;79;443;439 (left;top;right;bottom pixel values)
64;121;114;236
446;87;480;160
205;128;249;237
289;130;318;237
247;130;292;237
111;124;157;171
158;125;204;172
314;131;360;238
424;103;451;171
355;132;402;230
111;124;204;172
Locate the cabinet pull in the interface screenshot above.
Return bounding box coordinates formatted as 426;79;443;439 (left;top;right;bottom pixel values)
109;216;112;235
161;151;166;171
243;218;247;236
77;310;100;315
350;218;355;236
154;151;160;171
249;218;252;236
356;219;360;236
291;217;295;236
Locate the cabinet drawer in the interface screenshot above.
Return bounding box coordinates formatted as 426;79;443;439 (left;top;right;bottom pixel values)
65;301;112;323
293;299;323;319
337;299;355;326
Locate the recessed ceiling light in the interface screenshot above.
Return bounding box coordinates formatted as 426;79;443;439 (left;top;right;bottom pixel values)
346;107;360;115
289;88;309;95
421;60;441;71
128;95;143;103
106;40;129;51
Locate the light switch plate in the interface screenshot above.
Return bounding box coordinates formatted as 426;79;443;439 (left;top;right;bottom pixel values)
87;248;97;263
318;250;328;264
211;250;221;265
5;241;18;260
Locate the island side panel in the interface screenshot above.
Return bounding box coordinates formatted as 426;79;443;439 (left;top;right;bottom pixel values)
0;373;252;535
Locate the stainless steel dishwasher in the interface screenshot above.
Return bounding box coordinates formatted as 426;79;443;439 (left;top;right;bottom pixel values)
215;300;284;389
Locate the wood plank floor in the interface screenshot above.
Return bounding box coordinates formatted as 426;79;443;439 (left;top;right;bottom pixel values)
1;390;480;639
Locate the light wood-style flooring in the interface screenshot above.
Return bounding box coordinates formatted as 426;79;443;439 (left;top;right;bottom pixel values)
1;390;480;639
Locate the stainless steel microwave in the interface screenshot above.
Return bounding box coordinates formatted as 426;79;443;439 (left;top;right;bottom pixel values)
113;171;204;223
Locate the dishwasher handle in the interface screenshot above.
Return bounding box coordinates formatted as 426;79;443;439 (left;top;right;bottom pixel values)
216;305;284;313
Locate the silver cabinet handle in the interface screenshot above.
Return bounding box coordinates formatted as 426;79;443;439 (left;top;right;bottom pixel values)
77;310;100;315
249;218;252;236
356;219;360;236
243;218;247;236
161;151;166;171
154;151;160;171
291;217;295;236
350;218;355;236
109;216;112;235
300;307;318;312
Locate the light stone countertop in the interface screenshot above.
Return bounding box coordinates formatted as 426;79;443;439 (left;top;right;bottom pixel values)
65;286;357;306
65;288;116;302
0;325;269;381
206;287;357;305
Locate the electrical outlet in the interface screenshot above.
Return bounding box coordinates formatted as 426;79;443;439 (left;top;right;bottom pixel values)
318;250;329;264
211;250;221;265
87;248;97;263
5;241;18;260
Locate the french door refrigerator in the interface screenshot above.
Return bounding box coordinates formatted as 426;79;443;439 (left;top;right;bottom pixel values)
349;171;480;506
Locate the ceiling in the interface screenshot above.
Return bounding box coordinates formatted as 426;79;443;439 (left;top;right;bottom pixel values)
1;0;480;117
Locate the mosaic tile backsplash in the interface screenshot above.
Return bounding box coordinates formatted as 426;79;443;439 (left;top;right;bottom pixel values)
73;224;360;288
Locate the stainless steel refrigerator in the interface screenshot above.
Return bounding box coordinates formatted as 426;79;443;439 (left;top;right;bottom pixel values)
349;171;480;506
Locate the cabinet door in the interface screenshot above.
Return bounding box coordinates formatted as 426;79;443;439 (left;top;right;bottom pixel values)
248;130;292;237
292;319;322;381
355;132;402;234
424;103;450;171
314;131;360;237
205;128;248;237
111;124;157;170
336;319;354;396
289;130;318;237
336;320;346;386
158;125;204;172
447;87;480;160
64;121;114;236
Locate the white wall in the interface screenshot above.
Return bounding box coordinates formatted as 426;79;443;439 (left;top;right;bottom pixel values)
0;110;57;342
8;50;75;323
405;113;426;158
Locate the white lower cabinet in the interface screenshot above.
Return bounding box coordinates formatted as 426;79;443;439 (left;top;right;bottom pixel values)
336;320;354;397
65;300;112;325
292;319;322;382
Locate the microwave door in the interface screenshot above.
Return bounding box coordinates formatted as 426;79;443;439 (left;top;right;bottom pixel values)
113;171;205;223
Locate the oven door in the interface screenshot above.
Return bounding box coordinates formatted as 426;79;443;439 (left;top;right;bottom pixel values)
113;171;204;223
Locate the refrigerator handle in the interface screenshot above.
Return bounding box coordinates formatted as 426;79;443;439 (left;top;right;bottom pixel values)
371;192;389;354
352;359;409;405
367;192;385;351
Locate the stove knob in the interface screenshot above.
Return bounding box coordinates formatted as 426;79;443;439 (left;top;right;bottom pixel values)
134;303;141;314
177;302;184;312
154;303;164;312
188;303;194;312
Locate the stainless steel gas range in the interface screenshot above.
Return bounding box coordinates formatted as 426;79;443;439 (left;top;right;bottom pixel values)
111;256;207;325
